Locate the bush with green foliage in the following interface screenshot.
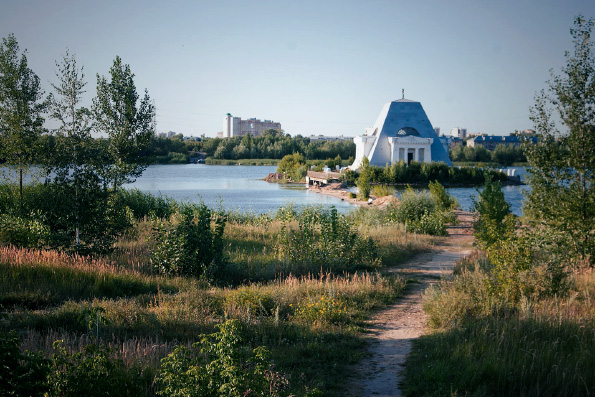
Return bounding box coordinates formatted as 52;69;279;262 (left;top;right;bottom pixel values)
117;188;177;219
391;187;448;236
156;320;290;397
0;331;49;396
486;237;535;303
0;211;50;248
277;152;307;181
472;173;513;249
278;206;380;273
151;203;226;279
428;180;457;211
48;341;144;397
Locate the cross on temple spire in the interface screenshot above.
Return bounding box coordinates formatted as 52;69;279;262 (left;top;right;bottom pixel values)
402;89;404;99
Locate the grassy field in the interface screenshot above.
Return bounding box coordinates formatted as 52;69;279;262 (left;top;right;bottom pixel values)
401;252;595;396
1;209;436;396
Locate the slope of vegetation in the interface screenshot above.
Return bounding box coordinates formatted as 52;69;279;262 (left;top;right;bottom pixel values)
0;193;440;395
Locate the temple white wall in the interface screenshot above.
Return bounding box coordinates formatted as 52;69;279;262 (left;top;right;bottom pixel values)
388;136;433;164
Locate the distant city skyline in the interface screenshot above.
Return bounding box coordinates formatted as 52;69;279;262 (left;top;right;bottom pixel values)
2;0;594;138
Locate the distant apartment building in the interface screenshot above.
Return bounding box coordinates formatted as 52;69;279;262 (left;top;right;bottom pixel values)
223;113;281;138
157;131;179;138
308;135;353;142
450;127;467;139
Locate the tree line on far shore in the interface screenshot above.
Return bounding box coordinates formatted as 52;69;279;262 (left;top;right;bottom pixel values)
140;131;356;164
450;143;527;166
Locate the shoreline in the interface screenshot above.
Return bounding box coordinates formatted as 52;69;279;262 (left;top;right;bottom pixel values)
308;183;399;208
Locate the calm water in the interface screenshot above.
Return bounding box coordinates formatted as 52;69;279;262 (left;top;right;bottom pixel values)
123;164;354;214
124;164;530;216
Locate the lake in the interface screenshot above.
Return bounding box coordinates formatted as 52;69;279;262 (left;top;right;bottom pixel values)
124;164;530;216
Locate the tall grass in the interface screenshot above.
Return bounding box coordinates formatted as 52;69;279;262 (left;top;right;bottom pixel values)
1;240;410;395
0;196;439;395
402;254;595;396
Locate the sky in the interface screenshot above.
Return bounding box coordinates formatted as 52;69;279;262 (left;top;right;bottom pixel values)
1;0;594;138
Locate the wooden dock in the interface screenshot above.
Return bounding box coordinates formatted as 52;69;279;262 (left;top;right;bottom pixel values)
306;170;342;186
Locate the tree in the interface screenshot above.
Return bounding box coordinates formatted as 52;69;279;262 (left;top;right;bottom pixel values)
0;34;46;207
525;16;595;267
277;152;306;181
356;156;371;200
472;172;514;249
48;51;105;248
93;56;154;189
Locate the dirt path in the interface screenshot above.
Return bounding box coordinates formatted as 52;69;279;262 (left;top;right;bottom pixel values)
349;211;474;397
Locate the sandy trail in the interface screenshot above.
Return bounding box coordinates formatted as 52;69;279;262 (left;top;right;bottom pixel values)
348;211;474;397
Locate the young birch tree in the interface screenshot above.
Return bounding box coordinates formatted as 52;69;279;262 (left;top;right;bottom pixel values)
0;34;46;208
525;16;595;267
92;56;154;190
48;51;97;246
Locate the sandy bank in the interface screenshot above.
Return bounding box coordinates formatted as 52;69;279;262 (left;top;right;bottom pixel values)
308;183;399;209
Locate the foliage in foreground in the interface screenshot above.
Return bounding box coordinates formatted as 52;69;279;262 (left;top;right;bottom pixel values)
151;203;226;279
156;320;291;397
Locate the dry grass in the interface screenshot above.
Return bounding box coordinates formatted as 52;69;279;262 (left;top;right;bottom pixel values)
404;256;595;396
2;241;408;396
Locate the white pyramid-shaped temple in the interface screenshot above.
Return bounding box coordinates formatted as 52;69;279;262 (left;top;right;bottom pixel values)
351;98;452;169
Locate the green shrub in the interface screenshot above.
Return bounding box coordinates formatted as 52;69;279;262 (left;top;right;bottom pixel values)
394;187;435;223
486;237;535;303
387;187;453;236
472;173;514;249
428;180;457;211
48;341;144;397
277;153;307;182
151;203;226;280
0;331;49;396
155;319;290;397
356;157;371;200
371;184;395;197
409;210;448;236
342;169;357;185
0;212;50;248
278;206;380;273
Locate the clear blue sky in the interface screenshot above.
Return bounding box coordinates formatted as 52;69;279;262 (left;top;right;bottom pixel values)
2;0;594;137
